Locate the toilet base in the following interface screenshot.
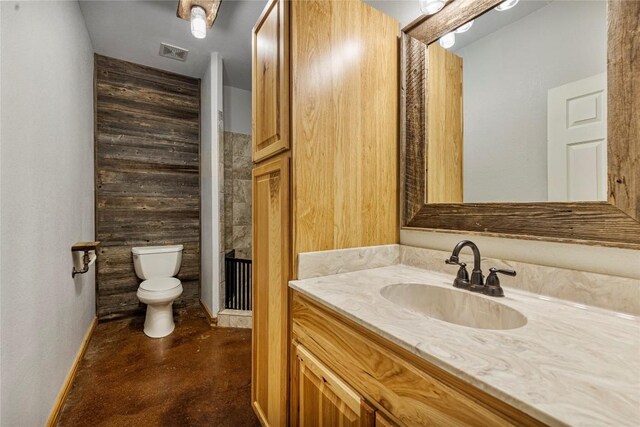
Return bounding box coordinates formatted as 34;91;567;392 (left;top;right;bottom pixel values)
143;302;176;338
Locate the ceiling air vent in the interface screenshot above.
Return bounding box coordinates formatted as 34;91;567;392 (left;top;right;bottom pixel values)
159;43;189;62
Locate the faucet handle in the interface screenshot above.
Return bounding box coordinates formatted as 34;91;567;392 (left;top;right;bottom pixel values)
446;260;470;289
490;267;516;277
483;267;516;297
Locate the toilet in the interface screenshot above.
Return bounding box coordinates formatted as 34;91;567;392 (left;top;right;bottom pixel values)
132;244;184;338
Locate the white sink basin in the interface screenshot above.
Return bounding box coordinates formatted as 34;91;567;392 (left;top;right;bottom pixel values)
380;283;527;330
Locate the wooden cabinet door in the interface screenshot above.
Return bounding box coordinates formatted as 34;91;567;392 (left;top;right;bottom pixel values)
252;155;290;426
291;344;375;427
252;0;289;163
290;0;399;258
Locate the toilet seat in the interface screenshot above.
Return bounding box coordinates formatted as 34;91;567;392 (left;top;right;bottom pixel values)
140;277;181;292
137;282;183;311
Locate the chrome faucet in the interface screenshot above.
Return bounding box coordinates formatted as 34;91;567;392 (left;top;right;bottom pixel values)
445;240;516;297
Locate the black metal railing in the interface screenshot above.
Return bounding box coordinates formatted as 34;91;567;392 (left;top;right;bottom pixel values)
224;250;252;310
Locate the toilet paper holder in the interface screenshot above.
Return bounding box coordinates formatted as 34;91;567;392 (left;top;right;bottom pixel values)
72;241;100;278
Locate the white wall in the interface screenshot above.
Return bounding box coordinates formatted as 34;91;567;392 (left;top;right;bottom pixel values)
201;53;224;316
457;1;607;202
0;1;95;425
364;0;420;29
223;85;251;135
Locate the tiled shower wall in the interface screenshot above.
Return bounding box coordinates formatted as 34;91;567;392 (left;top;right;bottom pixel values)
224;131;252;259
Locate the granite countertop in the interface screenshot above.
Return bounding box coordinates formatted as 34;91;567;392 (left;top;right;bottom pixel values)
289;265;640;426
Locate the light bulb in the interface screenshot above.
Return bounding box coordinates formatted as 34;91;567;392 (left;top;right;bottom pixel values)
419;0;446;15
439;32;455;49
191;6;207;39
455;20;474;34
495;0;519;11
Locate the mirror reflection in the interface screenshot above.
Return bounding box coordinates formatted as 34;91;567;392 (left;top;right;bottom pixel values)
427;0;607;203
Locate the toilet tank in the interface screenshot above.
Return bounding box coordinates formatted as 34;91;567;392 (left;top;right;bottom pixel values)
132;245;183;280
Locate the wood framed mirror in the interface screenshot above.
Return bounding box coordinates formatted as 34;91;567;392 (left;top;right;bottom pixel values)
400;0;639;249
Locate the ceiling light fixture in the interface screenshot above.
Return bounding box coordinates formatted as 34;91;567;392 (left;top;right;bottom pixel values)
419;0;447;15
190;6;207;39
495;0;519;11
176;1;222;40
439;32;456;49
455;20;474;33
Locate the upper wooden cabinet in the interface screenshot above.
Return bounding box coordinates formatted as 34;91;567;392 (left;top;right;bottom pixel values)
252;0;289;163
291;0;399;255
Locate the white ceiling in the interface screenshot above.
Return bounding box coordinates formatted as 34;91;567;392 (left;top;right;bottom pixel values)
78;0;555;90
79;0;267;90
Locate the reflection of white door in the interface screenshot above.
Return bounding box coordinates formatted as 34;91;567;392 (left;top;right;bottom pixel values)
547;73;607;201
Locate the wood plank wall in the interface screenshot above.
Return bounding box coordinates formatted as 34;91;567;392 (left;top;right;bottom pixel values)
95;55;201;320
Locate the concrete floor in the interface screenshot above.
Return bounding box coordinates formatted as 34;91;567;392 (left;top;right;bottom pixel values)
57;305;260;427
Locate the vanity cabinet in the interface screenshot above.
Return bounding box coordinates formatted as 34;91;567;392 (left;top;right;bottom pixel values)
291;292;545;427
251;0;399;425
291;344;376;427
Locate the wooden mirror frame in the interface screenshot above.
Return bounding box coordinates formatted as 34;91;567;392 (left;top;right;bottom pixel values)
400;0;640;249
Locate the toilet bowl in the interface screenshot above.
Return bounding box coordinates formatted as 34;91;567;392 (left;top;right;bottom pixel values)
132;244;184;338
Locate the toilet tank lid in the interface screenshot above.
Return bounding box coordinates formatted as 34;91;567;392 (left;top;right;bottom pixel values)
132;244;184;255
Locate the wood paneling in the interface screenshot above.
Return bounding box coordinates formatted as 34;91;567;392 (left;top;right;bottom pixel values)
95;55;200;319
252;0;290;163
401;0;640;249
292;293;545;427
251;154;290;426
426;43;463;203
400;33;428;224
292;344;375;427
406;202;640;248
608;0;640;221
291;0;399;257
